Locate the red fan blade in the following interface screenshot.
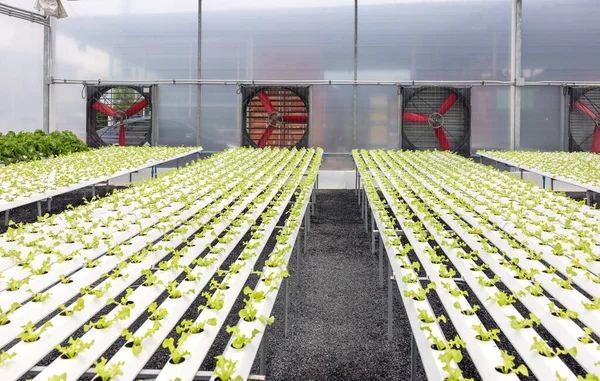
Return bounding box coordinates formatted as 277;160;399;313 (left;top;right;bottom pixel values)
256;92;275;114
125;99;149;118
118;123;126;146
258;126;276;148
434;127;451;151
591;126;600;153
438;94;458;115
282;114;308;123
574;100;598;120
93;101;116;117
403;112;429;123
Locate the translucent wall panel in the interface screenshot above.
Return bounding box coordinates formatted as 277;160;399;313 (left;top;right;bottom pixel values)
470;87;511;153
519;87;562;151
358;0;511;81
201;1;354;80
356;86;399;149
157;86;197;147
54;1;198;80
311;86;354;153
523;0;600;81
199;86;240;151
52;85;86;138
0;0;44;133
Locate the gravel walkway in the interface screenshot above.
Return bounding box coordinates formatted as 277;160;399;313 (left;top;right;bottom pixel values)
263;190;424;381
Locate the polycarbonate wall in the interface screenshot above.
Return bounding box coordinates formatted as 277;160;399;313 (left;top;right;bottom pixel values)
0;0;44;134
4;0;597;156
50;0;198;140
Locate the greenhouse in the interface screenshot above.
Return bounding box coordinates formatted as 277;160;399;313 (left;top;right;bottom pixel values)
0;0;599;380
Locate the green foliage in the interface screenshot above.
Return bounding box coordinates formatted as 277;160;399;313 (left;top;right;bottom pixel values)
496;350;528;375
55;337;94;359
0;130;88;164
93;357;124;381
213;356;243;381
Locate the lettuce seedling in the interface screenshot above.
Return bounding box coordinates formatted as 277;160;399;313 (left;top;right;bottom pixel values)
106;288;135;306
162;333;191;364
80;283;112;298
508;313;540;329
213;355;242;381
417;309;447;324
0;351;16;367
548;302;578;319
578;327;595;344
403;282;437;301
530;337;577;358
55;337;94;359
27;289;51;303
226;325;261;349
453;302;480;316
582;297;600;311
93;357;124;381
121;321;161;355
472;324;500;342
17;321;53;342
59;298;85;316
496;350;528;375
487;290;525;307
476;275;499;287
6;277;30;291
200;291;225;311
0;302;20;325
148;302;168;321
176;318;217;335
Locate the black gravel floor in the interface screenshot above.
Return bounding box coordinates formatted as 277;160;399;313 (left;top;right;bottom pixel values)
263;190;424;381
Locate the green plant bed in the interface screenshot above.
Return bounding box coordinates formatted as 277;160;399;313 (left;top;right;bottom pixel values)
0;130;88;164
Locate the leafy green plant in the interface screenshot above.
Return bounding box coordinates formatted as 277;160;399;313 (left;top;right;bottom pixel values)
476;275;499;287
55;337;94;359
581;297;600;311
213;355;243;381
548;302;578;319
176;318;217;335
508;313;540;329
27;289;51;303
403;282;437;301
0;351;16;367
163;281;194;299
148;302;168;321
496;350;528;375
17;321;53;342
530;337;577;358
453;302;480;316
121;321;161;355
441;282;467;297
417;309;447;324
93;357;125;381
106;288;135;306
84;306;130;331
487;290;525;307
200;291;225;311
472;324;500;342
578;327;595;344
0;302;20;325
162;333;191;364
59;298;85;316
6;277;30;291
226;325;261;349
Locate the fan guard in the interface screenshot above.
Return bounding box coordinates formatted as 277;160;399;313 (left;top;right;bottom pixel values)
241;86;309;148
401;87;470;155
569;87;600;153
86;86;152;148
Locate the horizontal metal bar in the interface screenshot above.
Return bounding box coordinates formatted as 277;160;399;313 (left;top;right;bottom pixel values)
0;3;49;26
50;78;600;88
51;78;513;87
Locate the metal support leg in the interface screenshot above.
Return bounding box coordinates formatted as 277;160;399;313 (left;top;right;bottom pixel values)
542;175;546;189
92;184;96;198
371;215;376;254
296;235;301;289
379;235;384;288
47;198;52;212
304;212;308;255
284;277;289;338
260;332;267;375
410;335;417;381
129;172;133;184
4;210;9;226
355;168;358;195
550;178;554;190
177;158;180;169
37;201;42;217
520;169;523;179
587;190;593;206
387;264;393;340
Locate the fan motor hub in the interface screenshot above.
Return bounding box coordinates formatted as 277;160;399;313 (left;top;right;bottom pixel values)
268;112;283;128
428;113;445;129
114;110;127;123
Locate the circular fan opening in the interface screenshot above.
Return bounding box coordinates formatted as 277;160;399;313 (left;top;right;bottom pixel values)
569;87;600;153
402;87;470;153
243;87;309;148
87;86;152;148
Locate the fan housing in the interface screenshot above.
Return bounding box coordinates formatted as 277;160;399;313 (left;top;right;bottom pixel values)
568;87;600;153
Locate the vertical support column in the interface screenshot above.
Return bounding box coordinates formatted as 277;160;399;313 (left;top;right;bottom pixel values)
542;175;546;189
550;178;554;190
284;277;289;338
520;168;523;179
397;86;403;149
151;85;159;146
37;201;42;217
42;18;53;133
387;263;393;340
47;197;52;212
303;211;308;255
378;234;384;288
196;0;203;147
92;184;96;198
5;210;10;226
371;214;376;254
560;85;568;151
587;190;593;206
296;234;301;289
510;0;523;150
410;335;417;381
351;0;358;148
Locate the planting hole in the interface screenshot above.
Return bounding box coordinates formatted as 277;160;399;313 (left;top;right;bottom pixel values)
169;357;185;364
125;341;134;348
430;344;445;351
494;366;512;374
